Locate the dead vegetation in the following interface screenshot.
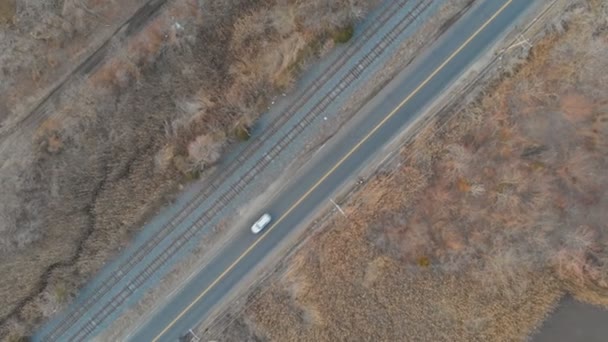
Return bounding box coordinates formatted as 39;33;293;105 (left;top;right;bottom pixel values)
217;1;608;341
0;0;147;125
0;0;379;339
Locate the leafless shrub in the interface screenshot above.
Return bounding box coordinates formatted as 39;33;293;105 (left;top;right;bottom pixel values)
551;225;601;283
187;133;226;171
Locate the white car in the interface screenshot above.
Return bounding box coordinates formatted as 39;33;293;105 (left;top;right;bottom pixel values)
251;213;272;234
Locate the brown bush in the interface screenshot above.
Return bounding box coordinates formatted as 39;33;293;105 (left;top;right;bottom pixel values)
187;133;225;172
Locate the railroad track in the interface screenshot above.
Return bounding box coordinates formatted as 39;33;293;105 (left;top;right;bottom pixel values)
199;0;566;338
40;0;434;340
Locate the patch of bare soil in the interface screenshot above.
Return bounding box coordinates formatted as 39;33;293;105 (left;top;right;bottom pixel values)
0;0;378;340
216;1;608;341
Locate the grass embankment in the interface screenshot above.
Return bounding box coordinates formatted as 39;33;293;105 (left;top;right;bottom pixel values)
225;1;608;341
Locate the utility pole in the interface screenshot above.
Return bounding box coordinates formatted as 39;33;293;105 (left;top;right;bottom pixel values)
330;198;346;217
505;34;532;52
188;329;201;342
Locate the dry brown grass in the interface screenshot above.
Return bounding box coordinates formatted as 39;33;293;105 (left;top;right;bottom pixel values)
0;0;15;24
0;0;146;126
221;1;608;341
0;0;378;339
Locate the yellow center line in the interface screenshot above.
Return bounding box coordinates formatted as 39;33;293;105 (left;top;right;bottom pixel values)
152;1;513;340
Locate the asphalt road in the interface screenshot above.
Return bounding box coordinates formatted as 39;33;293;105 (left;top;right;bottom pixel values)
34;2;442;340
132;0;535;340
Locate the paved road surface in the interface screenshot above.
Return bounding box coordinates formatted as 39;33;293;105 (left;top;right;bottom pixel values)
34;1;444;340
131;0;535;340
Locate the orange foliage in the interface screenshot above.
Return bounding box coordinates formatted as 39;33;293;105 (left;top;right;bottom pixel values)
456;177;471;192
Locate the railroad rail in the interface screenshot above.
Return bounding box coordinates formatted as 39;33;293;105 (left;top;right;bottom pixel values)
199;0;566;338
40;0;433;340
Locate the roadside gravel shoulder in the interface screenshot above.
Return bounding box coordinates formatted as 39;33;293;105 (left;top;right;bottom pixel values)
193;0;564;339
